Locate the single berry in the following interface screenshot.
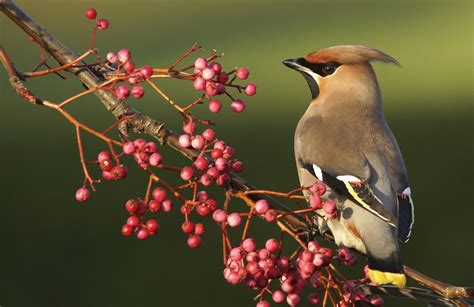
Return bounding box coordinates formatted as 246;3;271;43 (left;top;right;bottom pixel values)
179;134;191;148
210;62;222;73
152;188;167;201
217;72;229;84
194;223;205;235
209;99;222;113
136;229;149;240
149;153;162;166
125;199;139;213
180;166;195;181
232;161;244;172
161;199;173;212
202;67;216;80
255;199;270;214
85;8;97;19
97;19;109;30
287;293;300;306
123;61;135;73
117;49;131;63
236;68;249;80
148;200;161;212
265;238;279;253
123;142;135;155
187;235;201;248
181;221;195;234
75;187;90;202
212;209;227;223
194;157;209;170
244;83;256;96
146;219;159;234
191;135;205;150
97;151;111;163
227;213;242;227
121;224;134;236
272;290;285;303
106;52;117;63
264;209;277;222
241;238;256;253
202;129;216;142
194;57;207;70
115;84;130;100
140;66;153;78
193;77;206;91
131;85;144;99
183;121;196;134
256;301;270;307
230;99;246;113
127;216;140;227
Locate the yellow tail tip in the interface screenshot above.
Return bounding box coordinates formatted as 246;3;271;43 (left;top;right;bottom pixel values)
368;269;406;288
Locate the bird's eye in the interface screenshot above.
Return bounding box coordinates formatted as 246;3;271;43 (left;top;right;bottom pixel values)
321;63;337;76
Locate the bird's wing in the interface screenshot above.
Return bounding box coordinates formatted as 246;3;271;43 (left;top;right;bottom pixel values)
375;125;414;242
300;160;397;227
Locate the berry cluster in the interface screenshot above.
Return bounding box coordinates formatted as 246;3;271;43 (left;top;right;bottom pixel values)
122;138;162;169
85;7;109;30
192;56;256;113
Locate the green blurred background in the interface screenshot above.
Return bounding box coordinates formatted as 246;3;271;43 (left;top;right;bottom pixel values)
0;0;472;306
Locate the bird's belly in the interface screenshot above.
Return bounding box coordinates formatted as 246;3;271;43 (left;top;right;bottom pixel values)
327;218;367;254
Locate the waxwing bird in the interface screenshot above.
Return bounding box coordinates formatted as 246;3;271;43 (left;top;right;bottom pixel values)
283;45;414;288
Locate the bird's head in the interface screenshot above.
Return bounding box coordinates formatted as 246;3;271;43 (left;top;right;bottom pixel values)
283;45;399;101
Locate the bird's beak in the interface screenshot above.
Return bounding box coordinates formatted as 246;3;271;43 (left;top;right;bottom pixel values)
282;58;305;72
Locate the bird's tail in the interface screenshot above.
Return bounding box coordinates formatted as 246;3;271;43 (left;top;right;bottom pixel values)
367;254;406;288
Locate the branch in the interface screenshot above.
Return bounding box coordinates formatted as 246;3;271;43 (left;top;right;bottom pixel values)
1;1;472;306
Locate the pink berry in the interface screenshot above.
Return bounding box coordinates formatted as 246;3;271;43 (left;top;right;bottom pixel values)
232;161;244;172
211;149;223;159
85;8;97;19
97;151;110;163
140;66;153;78
149;153;162;166
183;121;196;134
212;209;227;223
256;301;270;307
75;187;90;202
106;52;117;63
194;223;205;235
205;82;218;96
370;295;384;306
194;157;209;170
215;158;228;172
207;167;219;179
230;99;246;113
191;135;205;150
127;216;140;227
236;68;249;80
145;142;157;153
215;83;226;94
133;138;146;149
217;72;229;84
148;200;161;212
137;229;149;240
146;219;159;234
123;61;135;73
187;235;201;248
310;182;326;196
194;57;207;70
181;221;195;234
200;174;213;186
193;77;206;91
272;290;285;303
244;83;256;96
264;209;277;222
180;166;194;181
307;293;319;305
121;224;134;236
196;191;209;202
309;195;322;209
208;99;222;113
210;62;222;73
214;141;225;150
179;134;191;148
265;238;279;253
111;165;128;180
161;199;173;212
117;49;131;63
287;293;300;306
217;174;230;186
202;128;216;142
255;199;270;214
323;200;337;215
97;19;109;30
241;238;256;253
152;188;167;201
227;213;242;227
130;86;143;99
102;171;113;180
123;142;135;155
115;84;130;100
223;146;235;159
202;67;216;80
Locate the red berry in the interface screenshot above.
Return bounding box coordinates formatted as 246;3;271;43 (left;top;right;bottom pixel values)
202;129;216;142
137;229;149;240
97;19;109;30
140;66;153;78
214;141;226;150
178;134;191;148
232;161;244;172
227;213;242;227
194;157;209;170
256;301;270;307
133;138;146;149
208;99;222;113
183;121;196;134
196;204;211;216
149;153;162;166
287;293;300;306
162;199;173;212
370;295;384;306
127;216;140;227
181;221;195;234
264;209;277;222
117;49;131;63
146;219;159;234
125;199;139;213
121;224;134;236
210;62;222;73
216;174;230;186
207;167;219;179
205;82;218;96
99;159;113;171
97;151;110;163
131;85;144;99
115;84;130;100
223;146;235;159
236;68;249;80
194;223;205;235
323;200;337;215
111;165;128;180
193;77;206;91
255;199;270;214
152;188;167;201
211;148;223;159
123;142;135;155
230;99;246;112
310;182;326;196
194;57;207;70
75;187;90;202
148;199;161;212
217;72;229;84
180;166;194;181
187;235;201;248
272;290;285;303
212;209;227;223
200;174;213;186
123;61;135;73
265;238;279;253
241;238;256;253
215;157;228;171
244;83;256;96
85;8;97;19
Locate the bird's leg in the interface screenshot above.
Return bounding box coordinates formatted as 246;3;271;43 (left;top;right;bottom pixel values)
404;266;474;299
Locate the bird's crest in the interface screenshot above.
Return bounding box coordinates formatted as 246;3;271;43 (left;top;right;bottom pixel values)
304;45;400;66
